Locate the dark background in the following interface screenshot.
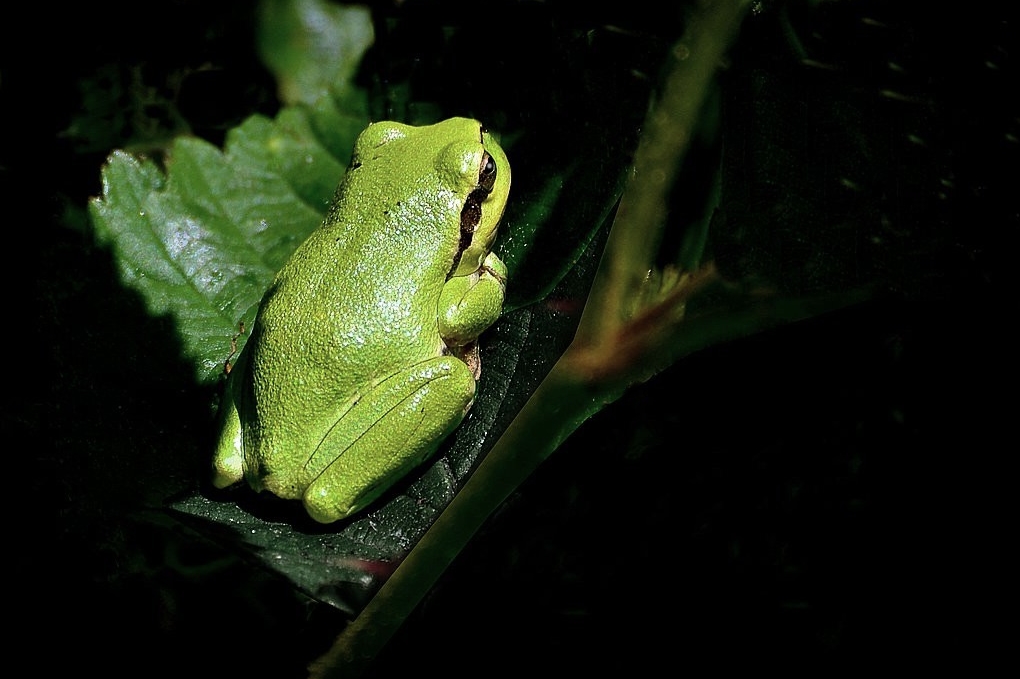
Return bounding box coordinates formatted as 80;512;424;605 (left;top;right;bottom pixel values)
3;1;1014;676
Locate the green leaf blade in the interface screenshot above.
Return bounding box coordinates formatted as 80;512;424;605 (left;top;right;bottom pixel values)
256;0;374;107
90;99;369;384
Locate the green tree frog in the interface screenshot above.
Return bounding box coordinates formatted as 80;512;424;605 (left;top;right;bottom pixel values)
212;117;511;524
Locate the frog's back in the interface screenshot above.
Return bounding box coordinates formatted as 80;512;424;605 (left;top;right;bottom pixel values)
238;119;483;490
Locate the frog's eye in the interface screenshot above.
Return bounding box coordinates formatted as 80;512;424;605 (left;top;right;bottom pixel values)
478;152;497;193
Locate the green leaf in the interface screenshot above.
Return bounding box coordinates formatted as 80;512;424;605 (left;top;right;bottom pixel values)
89;91;370;383
257;0;375;106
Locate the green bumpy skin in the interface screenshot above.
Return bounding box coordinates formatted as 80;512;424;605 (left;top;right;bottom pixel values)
212;117;510;524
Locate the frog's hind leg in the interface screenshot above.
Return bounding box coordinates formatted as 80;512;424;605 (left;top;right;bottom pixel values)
301;357;475;524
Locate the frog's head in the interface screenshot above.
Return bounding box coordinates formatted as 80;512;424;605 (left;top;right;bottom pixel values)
347;117;510;279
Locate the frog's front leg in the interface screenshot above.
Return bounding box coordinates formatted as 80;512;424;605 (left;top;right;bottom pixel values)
301;357;476;523
440;252;507;347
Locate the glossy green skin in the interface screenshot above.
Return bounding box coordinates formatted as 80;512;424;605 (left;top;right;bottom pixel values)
213;117;510;523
